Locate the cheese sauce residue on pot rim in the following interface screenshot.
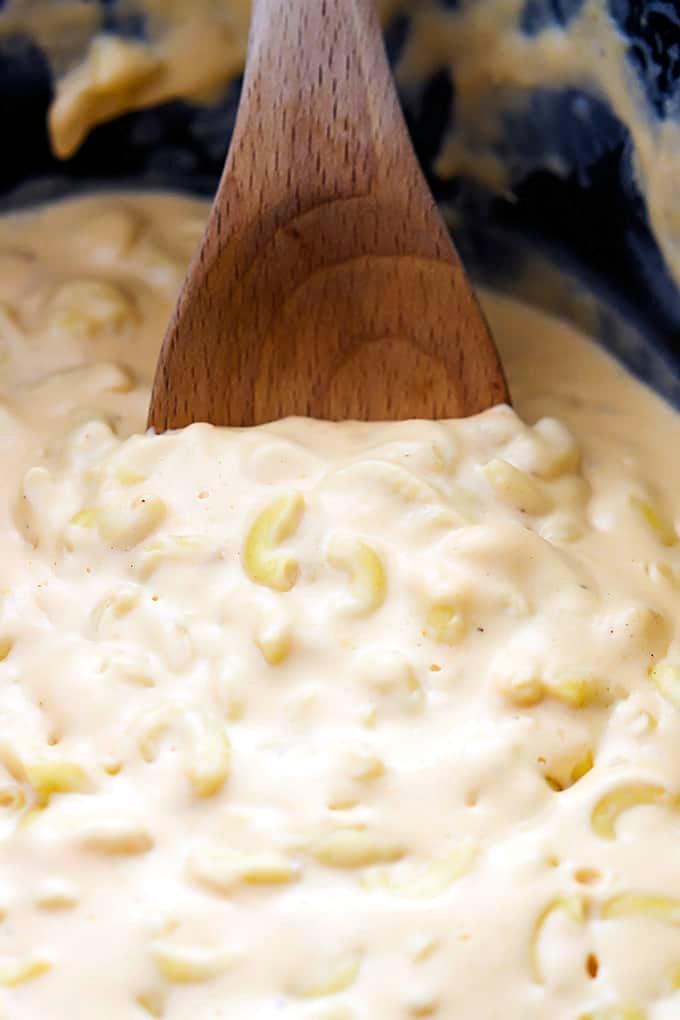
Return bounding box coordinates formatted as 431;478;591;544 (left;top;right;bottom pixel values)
0;193;679;1019
3;0;677;289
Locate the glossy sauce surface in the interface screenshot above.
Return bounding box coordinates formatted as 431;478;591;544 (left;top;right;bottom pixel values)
0;194;679;1019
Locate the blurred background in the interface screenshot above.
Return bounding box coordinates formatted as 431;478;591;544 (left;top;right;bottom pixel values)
0;0;678;404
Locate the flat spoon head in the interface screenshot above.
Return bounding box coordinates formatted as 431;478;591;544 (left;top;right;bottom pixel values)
148;0;508;431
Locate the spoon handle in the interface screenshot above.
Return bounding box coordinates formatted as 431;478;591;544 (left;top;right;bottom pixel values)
238;0;448;251
148;0;506;429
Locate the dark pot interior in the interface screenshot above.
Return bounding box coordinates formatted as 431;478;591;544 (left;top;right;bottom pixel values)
1;0;678;406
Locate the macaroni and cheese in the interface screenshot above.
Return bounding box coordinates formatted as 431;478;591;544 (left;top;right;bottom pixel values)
0;193;678;1018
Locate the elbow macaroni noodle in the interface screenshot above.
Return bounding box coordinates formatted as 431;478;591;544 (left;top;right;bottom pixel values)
0;957;51;989
530;895;589;983
362;840;478;898
591;784;670;840
292;952;362;998
151;941;236;985
136;704;231;798
243;492;305;591
326;534;387;616
0;193;678;1017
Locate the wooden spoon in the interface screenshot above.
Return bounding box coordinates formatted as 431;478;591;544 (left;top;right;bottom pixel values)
148;0;508;431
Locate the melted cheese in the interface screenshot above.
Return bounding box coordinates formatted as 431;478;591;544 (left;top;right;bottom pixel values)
0;192;678;1019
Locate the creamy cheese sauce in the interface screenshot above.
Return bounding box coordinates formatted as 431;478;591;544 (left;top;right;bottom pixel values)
0;193;679;1019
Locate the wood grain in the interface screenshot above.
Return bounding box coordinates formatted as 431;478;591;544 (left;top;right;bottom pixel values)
148;0;509;430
